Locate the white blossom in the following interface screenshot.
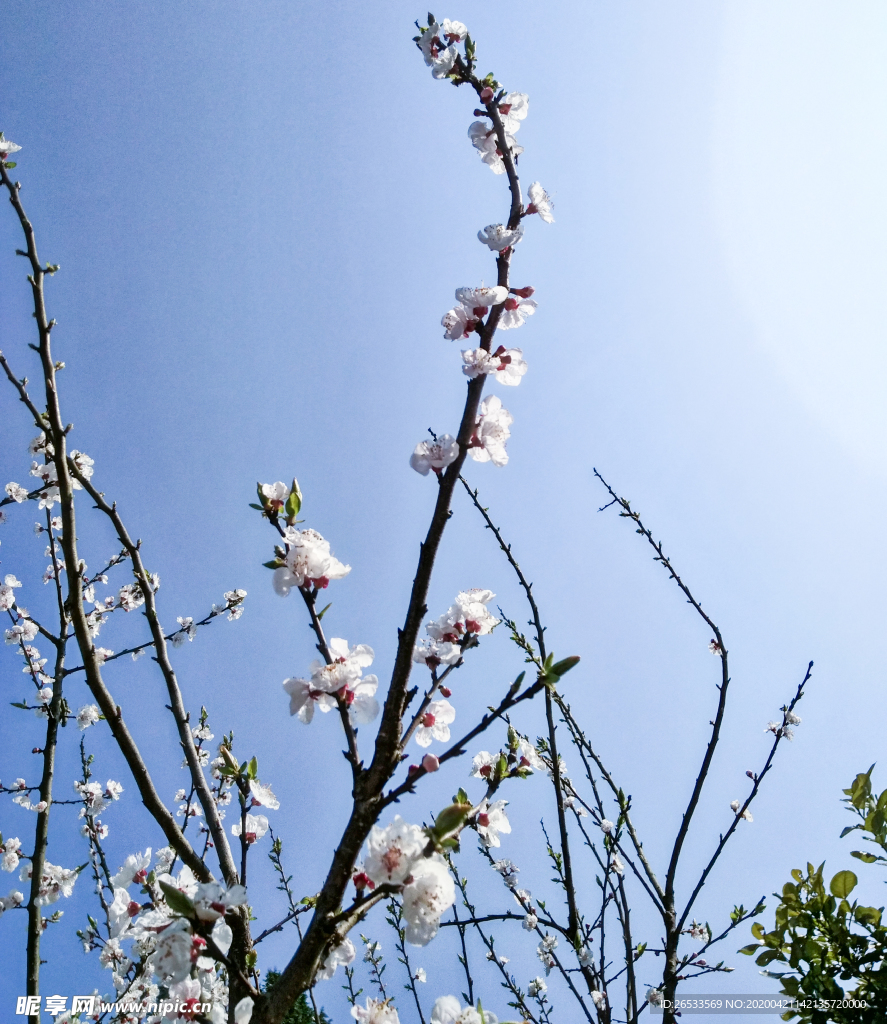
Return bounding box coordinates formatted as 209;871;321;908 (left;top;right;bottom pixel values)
426;588;499;642
413;967;427;983
402;856;455;945
600;819;614;834
517;738;545;772
351;998;400;1024
231;813;269;844
4;482;28;503
468;121;523;175
455;285;508;311
273;527;350;596
0;574;22;611
527;977;547;997
497;92;529;134
413;638;461;669
74;704;101;731
410;435;459;476
364;816;425;886
1;837;22;873
0;138;23;156
467;395;513;466
497;294;537;331
477;223;524;252
475;799;511;848
260;481;290;511
463;345;527;386
317;937;356;980
470;751;498;780
20;860;78;906
111;849;152;889
249;780;279;810
414;699;455;747
526;182;554;223
442;303;479;341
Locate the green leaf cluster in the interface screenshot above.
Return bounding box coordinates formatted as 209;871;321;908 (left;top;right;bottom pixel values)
747;770;887;1022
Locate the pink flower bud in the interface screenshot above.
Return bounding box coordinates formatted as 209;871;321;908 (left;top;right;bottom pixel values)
421;754;440;773
480;87;494;103
511;286;535;298
439;686;452;698
127;900;141;918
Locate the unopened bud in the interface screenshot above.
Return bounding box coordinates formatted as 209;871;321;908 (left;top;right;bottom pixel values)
510;286;535;298
422;754;440;773
480;86;494;103
439;686;452;698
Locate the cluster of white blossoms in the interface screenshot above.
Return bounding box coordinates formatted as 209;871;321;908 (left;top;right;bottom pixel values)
1;837;22;873
349;817;456;948
425;589;500;643
468;96;526;176
766;709;801;742
283;637;379;726
416;18;468;80
78;846;252;1024
19;860;78;907
0;573;22;612
272;526;351;596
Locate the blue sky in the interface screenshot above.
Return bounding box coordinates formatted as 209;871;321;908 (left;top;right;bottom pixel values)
1;1;886;1019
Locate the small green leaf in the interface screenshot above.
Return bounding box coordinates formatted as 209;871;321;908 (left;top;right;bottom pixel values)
159;881;196;918
850;850;878;864
755;948;781;966
317;603;332;621
247;756;258;780
739;943;763;955
249;503;264;511
4;161;16;169
10;702;29;709
829;869;858;898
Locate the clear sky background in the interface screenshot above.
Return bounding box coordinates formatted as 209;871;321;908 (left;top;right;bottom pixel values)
1;1;885;1020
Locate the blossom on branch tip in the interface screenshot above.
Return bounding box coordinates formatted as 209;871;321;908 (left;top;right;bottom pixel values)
477;223;524;252
273;527;350;596
4;482;28;503
467;395;513;466
414;699;455;747
526;182;554;223
410;435;459;476
431;997;497;1024
468;121;523;175
0;138;22;156
527;977;547;997
497;294;537;331
260;481;289;511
